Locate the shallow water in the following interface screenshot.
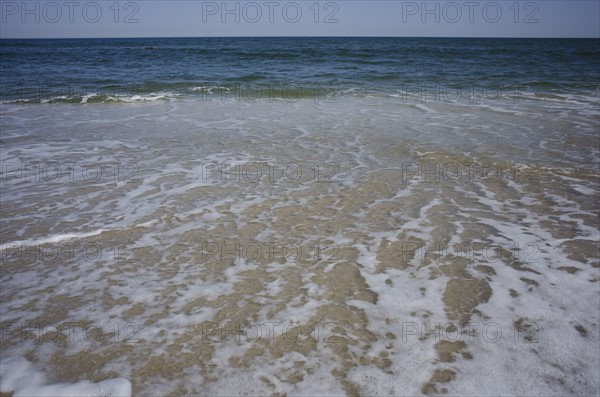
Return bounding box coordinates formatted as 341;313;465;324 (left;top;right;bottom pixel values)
1;93;598;395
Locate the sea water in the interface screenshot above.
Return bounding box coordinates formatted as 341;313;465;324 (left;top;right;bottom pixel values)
1;37;599;396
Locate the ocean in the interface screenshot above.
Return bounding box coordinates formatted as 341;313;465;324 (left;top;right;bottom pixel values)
0;37;599;396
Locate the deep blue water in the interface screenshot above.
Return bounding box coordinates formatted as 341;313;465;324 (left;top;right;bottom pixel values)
1;37;598;102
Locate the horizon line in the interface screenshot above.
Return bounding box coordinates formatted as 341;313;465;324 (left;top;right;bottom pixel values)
1;35;599;40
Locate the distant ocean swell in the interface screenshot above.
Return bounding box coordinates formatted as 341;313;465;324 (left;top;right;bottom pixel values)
2;81;595;104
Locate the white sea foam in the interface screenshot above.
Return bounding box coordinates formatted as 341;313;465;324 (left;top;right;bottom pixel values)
0;358;131;397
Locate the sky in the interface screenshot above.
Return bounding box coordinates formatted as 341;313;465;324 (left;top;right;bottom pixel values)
0;0;599;38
